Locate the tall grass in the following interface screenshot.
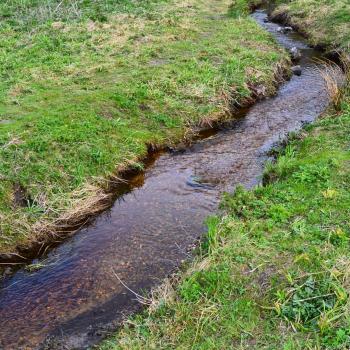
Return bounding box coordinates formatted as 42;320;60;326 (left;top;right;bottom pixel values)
319;55;350;111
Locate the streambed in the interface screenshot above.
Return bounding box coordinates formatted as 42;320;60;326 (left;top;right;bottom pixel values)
0;10;339;350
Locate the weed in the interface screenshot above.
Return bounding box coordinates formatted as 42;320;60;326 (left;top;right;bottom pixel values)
276;274;347;331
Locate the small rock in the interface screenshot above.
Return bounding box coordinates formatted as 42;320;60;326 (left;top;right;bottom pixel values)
290;47;302;61
291;65;302;76
263;17;269;23
277;26;293;34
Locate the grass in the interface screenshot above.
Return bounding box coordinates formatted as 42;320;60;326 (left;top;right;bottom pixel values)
99;85;350;349
0;0;288;253
271;0;350;51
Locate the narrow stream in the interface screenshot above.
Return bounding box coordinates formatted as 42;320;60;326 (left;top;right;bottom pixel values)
0;10;338;350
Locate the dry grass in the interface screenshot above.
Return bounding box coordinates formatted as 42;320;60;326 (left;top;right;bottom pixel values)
319;55;350;111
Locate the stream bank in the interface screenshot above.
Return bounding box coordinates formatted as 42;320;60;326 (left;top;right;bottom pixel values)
0;0;287;256
269;0;350;53
99;7;350;350
0;8;342;350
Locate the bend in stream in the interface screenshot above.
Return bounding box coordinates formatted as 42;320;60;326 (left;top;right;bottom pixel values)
0;10;341;350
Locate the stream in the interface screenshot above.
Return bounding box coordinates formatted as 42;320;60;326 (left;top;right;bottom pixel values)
0;10;339;350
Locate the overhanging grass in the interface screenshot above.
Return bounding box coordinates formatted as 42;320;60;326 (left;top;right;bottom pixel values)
99;90;350;350
0;0;288;252
271;0;350;51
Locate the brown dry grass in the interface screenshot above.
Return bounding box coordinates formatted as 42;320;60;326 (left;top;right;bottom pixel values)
319;55;350;111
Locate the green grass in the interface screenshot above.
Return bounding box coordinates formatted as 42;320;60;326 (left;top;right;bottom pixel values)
99;88;350;350
0;0;288;252
0;0;164;28
272;0;350;51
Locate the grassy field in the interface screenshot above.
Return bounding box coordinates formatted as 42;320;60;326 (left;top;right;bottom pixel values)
271;0;350;51
0;0;288;253
99;1;350;349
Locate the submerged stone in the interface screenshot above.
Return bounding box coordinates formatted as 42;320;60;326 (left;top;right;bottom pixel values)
290;47;302;61
292;65;302;76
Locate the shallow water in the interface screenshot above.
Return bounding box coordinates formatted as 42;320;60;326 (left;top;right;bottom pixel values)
0;10;337;350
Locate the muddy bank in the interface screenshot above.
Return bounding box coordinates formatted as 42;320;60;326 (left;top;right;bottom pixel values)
0;9;342;350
